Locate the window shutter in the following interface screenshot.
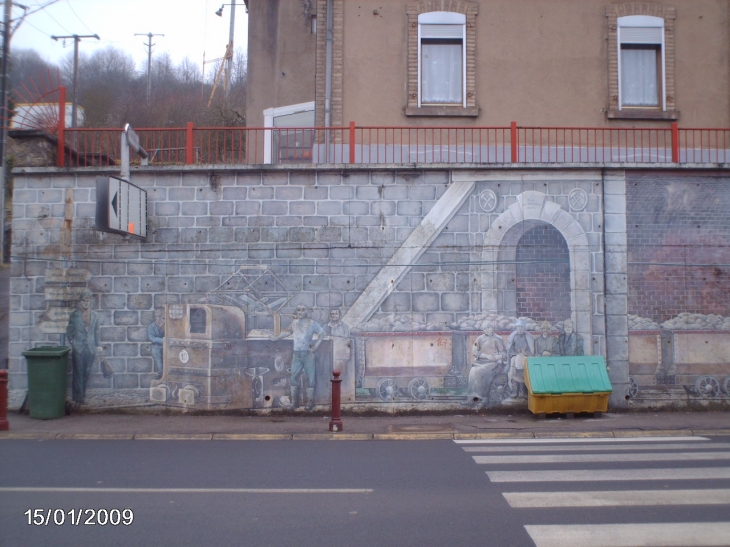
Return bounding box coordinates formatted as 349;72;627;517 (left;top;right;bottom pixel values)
620;27;662;45
420;24;463;39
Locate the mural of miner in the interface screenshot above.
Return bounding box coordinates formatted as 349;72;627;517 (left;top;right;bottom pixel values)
65;289;102;406
507;319;534;399
147;309;165;379
464;321;507;408
558;319;584;356
271;304;324;411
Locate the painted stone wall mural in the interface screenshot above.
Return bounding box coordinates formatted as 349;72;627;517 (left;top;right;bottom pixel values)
626;173;730;404
8;167;726;412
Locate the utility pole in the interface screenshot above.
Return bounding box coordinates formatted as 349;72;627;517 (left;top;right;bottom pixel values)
135;32;163;101
0;0;13;265
50;34;99;129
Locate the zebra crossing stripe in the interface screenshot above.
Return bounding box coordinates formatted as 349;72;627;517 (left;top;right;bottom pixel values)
463;442;730;453
487;467;730;482
524;522;730;547
473;451;730;464
503;488;730;508
455;436;708;444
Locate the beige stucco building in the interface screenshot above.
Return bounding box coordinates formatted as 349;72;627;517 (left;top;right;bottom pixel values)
246;0;730;131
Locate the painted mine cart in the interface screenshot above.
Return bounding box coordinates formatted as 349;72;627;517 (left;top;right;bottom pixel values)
149;303;331;410
628;330;730;400
357;332;454;401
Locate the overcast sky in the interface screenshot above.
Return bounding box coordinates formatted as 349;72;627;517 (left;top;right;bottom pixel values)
10;0;249;73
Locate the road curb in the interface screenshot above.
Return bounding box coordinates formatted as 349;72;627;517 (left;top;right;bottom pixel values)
212;434;294;441
1;429;729;441
613;430;694;437
55;433;136;440
292;433;373;440
134;434;214;441
534;431;616;438
693;429;730;436
0;433;58;440
453;432;535;440
373;433;455;440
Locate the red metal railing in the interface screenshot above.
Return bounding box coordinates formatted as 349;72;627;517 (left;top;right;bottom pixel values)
516;126;674;163
51;88;730;168
351;125;512;164
679;128;730;163
58;122;730;168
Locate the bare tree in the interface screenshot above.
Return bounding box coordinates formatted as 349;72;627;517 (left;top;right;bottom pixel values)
12;44;247;129
176;56;201;85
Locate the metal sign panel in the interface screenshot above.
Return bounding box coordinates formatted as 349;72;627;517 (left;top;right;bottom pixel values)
96;176;148;239
125;124;141;153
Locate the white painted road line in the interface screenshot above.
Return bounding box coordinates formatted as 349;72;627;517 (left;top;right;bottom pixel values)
474;451;730;464
524;522;730;547
0;487;373;494
462;442;730;453
487;467;730;482
455;437;708;444
503;488;730;508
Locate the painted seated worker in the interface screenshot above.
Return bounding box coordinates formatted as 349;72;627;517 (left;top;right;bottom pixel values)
464;321;507;408
271;304;325;411
66;289;102;406
534;321;558;357
506;319;535;399
557;319;584;356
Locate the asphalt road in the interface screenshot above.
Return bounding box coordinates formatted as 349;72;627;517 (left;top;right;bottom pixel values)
1;436;729;547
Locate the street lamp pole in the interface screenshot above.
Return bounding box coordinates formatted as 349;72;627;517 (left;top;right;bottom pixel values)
215;3;246;93
225;2;235;93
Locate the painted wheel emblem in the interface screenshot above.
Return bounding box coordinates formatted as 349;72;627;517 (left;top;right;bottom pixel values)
179;349;190;364
569;188;588;211
478;189;498;212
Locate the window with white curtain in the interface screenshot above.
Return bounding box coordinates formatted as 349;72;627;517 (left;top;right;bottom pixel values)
618;15;664;110
419;12;466;107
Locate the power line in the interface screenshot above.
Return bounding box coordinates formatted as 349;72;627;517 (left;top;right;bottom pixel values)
64;0;92;34
43;8;71;34
16;16;49;37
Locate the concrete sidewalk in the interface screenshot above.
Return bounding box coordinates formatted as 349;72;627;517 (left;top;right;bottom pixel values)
2;409;729;440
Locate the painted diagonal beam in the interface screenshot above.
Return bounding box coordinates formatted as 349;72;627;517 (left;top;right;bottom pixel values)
343;180;475;327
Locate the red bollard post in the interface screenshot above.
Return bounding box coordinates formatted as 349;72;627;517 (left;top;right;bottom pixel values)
0;370;9;431
329;369;343;433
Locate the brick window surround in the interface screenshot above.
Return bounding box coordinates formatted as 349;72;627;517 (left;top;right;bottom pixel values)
606;3;678;120
405;0;479;117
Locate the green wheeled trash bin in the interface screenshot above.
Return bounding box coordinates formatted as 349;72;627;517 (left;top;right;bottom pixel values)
22;346;71;420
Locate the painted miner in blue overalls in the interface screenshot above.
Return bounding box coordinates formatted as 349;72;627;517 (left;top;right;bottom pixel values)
271;304;324;411
65;289;102;406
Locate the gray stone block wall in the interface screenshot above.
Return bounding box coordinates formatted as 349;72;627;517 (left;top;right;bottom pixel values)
7;167;649;412
9;169;459;390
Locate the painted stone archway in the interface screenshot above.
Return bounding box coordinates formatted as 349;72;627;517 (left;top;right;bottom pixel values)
480;191;595;342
